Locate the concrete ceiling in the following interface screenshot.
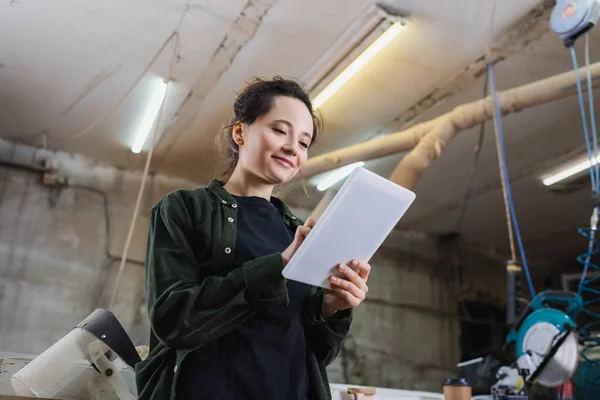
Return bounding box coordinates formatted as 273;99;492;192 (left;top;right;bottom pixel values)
1;0;597;267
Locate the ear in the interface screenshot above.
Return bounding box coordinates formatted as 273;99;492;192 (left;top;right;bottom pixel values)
232;122;245;146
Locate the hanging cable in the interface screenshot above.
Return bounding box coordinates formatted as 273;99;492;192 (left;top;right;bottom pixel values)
487;62;535;299
454;68;489;233
569;44;599;193
568;33;600;387
585;34;600;194
51;33;179;142
49;4;189;142
576;208;600;386
486;0;517;263
486;0;535;299
108;31;181;310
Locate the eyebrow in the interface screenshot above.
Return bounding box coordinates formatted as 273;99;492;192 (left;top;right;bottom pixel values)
273;119;313;140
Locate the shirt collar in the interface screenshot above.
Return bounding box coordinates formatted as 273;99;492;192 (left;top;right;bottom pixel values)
206;179;299;221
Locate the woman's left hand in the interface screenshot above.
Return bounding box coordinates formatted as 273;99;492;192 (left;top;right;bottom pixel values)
321;259;370;319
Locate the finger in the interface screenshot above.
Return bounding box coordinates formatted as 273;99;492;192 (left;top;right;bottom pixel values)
304;217;317;229
337;264;367;292
296;226;312;239
330;274;365;300
350;259;371;280
330;286;361;308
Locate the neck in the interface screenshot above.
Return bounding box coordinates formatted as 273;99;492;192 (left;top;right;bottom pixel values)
224;168;274;200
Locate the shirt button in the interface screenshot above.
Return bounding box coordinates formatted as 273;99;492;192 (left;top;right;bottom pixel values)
228;217;234;222
174;365;178;373
221;199;227;204
291;216;296;220
232;203;238;208
224;247;232;254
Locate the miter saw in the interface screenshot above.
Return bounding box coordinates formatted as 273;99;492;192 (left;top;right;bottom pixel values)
10;309;141;399
491;291;582;399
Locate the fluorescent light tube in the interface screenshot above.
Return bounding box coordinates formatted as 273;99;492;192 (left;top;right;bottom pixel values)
131;79;169;154
317;161;365;191
312;21;403;110
542;156;599;186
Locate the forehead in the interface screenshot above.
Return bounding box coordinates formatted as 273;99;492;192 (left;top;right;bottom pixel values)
260;96;313;133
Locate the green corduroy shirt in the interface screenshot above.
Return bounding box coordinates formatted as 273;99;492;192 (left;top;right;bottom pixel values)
135;179;353;400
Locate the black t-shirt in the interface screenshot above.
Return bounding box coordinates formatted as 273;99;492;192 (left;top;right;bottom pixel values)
177;195;310;400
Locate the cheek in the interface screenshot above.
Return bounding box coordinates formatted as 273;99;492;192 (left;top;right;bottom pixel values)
261;133;281;151
297;152;308;168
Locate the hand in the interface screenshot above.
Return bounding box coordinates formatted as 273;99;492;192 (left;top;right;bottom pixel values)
322;259;370;319
281;218;316;267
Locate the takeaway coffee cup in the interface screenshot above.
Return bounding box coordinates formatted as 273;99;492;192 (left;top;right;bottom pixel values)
443;378;471;400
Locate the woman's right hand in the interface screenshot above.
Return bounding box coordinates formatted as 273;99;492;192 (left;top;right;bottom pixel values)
281;218;316;267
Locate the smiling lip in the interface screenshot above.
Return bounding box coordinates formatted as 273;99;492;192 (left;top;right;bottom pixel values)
272;156;294;168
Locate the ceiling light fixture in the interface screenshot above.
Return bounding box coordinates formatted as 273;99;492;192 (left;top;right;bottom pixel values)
317;161;365;191
542;156;599;186
302;4;407;110
131;79;169;154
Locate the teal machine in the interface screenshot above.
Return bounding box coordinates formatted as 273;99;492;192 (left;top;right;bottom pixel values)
491;291;584;398
506;291;581;387
491;288;600;399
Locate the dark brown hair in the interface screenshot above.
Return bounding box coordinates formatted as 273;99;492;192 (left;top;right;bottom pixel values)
217;76;323;179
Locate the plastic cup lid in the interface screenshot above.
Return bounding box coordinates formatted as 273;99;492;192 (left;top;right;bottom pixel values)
443;378;470;387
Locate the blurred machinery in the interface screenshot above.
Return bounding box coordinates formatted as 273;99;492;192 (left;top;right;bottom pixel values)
458;2;600;398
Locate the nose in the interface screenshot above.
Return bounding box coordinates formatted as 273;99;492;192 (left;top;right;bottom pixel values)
282;140;299;157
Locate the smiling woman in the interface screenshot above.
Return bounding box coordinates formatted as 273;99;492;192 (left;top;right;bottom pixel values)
136;76;372;400
217;77;322;185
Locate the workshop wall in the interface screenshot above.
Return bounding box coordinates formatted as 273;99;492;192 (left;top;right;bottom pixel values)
0;139;510;392
325;230;510;392
0;139;199;354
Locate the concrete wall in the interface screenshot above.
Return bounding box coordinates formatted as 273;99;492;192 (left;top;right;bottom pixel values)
0;139;509;393
325;230;508;392
0;139;199;353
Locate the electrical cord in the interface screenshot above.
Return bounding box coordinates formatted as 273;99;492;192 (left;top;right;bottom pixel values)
486;0;517;263
585;34;600;193
104;4;190;310
454;68;489;233
68;184;112;260
487;62;535;299
567;33;600;389
47;4;189;142
569;43;599;194
485;0;535;299
51;31;181;142
108;28;181;310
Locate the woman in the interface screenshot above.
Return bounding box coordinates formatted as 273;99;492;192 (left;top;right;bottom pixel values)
136;77;371;400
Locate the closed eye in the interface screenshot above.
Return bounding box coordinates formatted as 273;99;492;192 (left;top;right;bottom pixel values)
272;128;286;135
299;142;309;149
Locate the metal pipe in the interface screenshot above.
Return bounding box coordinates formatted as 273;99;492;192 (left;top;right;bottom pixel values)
299;62;600;186
0;158;53;174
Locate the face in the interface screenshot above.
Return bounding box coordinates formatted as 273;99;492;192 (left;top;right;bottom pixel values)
233;96;314;184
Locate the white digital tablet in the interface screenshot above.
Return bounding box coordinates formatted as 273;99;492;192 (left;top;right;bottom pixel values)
282;167;416;289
